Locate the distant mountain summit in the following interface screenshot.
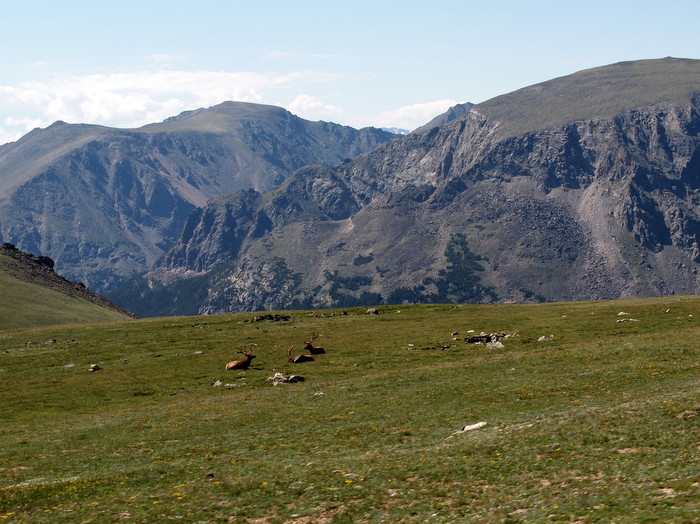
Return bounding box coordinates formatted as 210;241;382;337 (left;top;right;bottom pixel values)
115;57;700;315
412;102;474;133
0;102;395;292
381;127;410;135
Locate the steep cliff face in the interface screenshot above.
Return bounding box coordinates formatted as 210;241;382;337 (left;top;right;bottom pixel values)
127;58;700;316
0;102;395;291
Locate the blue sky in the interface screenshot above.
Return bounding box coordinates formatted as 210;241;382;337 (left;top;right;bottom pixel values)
1;0;699;144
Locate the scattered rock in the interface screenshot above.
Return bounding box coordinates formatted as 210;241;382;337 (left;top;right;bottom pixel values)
406;343;452;351
617;311;631;316
538;335;554;342
466;332;517;345
675;409;699;420
250;313;291;322
268;372;305;385
616;318;639;323
466;333;492;344
366;308;381;315
88;364;101;372
454;421;487;434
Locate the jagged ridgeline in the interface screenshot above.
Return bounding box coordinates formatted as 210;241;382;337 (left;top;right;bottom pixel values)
114;58;700;316
0;102;396;293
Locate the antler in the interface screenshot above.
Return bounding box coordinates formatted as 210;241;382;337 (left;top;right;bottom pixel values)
306;332;320;343
287;344;296;358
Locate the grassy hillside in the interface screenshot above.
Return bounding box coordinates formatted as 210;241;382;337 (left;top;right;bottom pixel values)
0;248;132;330
1;296;698;521
477;57;700;137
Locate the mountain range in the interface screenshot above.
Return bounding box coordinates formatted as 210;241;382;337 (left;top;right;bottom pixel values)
2;57;700;317
0;103;395;292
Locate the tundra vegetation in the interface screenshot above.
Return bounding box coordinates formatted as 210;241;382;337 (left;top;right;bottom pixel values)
1;296;699;522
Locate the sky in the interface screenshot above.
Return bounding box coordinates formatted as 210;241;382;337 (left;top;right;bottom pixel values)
1;0;700;145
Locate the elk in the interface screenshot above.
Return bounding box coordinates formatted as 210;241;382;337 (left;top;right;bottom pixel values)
287;344;315;364
304;332;325;354
225;349;256;370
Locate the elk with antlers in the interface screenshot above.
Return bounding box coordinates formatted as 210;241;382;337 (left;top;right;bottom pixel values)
304;332;326;354
225;349;256;370
287;344;315;364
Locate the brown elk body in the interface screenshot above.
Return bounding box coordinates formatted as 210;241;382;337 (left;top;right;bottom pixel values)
226;349;256;370
304;332;325;355
287;344;315;363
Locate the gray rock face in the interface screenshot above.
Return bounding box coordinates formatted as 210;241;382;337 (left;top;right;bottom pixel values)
0;102;395;292
129;59;700;315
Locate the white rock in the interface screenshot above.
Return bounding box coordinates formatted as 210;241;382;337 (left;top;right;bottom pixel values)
456;422;487;433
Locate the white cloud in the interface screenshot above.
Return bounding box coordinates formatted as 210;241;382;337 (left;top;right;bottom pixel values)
285;94;342;121
0;69;459;144
0;69;339;144
372;99;459;131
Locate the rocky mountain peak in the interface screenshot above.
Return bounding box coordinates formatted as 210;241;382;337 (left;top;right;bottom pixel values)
114;58;700;316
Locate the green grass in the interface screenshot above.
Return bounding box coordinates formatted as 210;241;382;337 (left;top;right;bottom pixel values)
477;57;700;137
0;267;130;331
1;296;699;522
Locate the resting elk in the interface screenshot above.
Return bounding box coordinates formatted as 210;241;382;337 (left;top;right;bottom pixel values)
287;344;315;364
304;332;325;354
225;349;256;370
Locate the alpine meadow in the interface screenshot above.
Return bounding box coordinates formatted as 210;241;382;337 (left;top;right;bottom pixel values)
1;297;699;522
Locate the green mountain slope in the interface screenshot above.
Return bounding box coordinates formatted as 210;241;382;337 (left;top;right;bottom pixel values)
0;244;133;329
477;57;700;137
